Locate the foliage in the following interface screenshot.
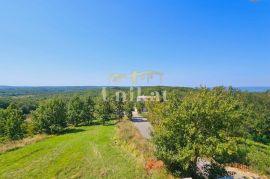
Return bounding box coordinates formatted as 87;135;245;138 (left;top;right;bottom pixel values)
32;98;67;134
136;102;145;113
67;96;86;126
0;98;9;109
67;95;96;126
95;98;114;124
124;101;134;119
242;92;270;144
149;87;250;178
247;147;270;176
242;140;270;176
83;96;95;124
0;109;6;141
114;94;125;119
0;86;101;97
0;104;26;141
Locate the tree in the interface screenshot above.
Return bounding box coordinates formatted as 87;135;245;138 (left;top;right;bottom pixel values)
151;87;249;178
114;95;125;119
83;96;95;125
95;98;113;124
0;98;9;109
124;101;134;119
136;101;145;113
0;104;25;140
32;98;67;134
67;96;85;126
0;109;7;139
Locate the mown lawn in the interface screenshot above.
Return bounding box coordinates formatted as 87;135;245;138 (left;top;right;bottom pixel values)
0;125;148;179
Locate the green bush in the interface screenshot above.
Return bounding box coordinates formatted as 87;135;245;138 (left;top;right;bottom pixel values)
246;143;270;176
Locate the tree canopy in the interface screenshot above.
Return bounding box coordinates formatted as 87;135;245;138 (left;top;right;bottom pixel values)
148;87;250;178
32;98;67;134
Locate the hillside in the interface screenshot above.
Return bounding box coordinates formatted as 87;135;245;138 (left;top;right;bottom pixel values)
0;125;148;178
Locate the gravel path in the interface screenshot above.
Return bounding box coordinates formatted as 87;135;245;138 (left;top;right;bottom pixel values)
131;111;153;139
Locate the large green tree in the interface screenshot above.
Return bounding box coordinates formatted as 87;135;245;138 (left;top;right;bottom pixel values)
32;98;67;134
150;87;250;178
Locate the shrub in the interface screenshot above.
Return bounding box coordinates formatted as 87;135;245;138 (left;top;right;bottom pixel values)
246;143;270;176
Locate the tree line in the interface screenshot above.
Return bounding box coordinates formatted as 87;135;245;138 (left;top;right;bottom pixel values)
0;95;134;142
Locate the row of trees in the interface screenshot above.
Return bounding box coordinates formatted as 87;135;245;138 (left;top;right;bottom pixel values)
146;87;269;178
0;95;135;141
32;95;134;134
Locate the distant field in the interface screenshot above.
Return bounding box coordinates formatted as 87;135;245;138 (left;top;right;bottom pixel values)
0;125;148;179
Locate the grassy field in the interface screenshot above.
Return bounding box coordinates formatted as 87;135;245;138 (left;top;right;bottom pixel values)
0;125;149;179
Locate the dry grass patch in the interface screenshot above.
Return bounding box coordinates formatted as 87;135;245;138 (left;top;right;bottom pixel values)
0;134;49;154
116;120;154;159
115;120;174;178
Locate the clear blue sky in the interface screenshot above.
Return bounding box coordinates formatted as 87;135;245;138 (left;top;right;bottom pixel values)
0;0;269;87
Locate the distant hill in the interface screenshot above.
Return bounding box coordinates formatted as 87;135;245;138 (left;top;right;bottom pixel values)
0;86;102;96
0;85;269;97
236;87;270;92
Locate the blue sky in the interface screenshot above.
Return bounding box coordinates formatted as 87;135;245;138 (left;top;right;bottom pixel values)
0;0;269;87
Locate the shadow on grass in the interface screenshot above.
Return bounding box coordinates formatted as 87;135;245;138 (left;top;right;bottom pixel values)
0;146;43;156
63;128;86;134
0;146;21;155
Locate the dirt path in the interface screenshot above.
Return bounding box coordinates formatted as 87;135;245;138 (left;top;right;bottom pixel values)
131;111;153;139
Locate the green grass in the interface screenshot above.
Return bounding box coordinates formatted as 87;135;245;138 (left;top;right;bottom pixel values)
0;125;149;179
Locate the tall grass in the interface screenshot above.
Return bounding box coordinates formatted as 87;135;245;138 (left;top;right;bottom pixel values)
115;120;173;178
